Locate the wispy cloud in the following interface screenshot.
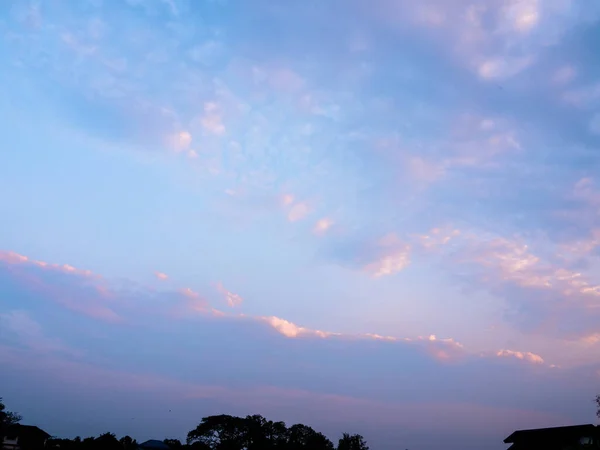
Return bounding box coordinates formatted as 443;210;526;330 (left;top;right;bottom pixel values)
362;234;411;278
287;202;311;223
200;102;226;136
0;310;81;357
216;282;243;308
496;349;544;365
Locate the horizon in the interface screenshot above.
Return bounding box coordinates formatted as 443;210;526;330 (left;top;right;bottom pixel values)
1;1;600;449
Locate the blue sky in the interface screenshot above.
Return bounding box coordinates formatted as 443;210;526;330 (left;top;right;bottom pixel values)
1;1;600;449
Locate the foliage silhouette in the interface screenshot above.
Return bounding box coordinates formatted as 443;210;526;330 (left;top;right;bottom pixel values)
595;394;600;419
337;433;369;450
0;397;23;443
121;436;138;450
187;414;341;450
164;439;183;449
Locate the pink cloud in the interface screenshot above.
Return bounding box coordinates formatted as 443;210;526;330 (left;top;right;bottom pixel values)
281;194;295;206
258;315;337;339
0;248;559;368
0;250;97;278
0;310;82;356
200;102;225;135
154;271;168;280
580;334;600;345
180;287;200;299
216;282;243;308
252;315;473;363
0;251;121;323
496;349;545;364
287;202;311;222
462;235;600;298
414;227;461;250
361;233;411;277
313;218;334;236
167;130;192;152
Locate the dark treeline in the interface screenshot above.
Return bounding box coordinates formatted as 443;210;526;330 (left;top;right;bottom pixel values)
46;415;369;450
2;398;369;450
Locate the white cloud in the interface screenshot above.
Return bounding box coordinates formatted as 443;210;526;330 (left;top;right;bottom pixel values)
477;56;533;80
502;0;540;33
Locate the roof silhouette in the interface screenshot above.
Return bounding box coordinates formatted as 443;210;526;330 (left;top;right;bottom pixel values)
138;440;170;450
504;424;599;450
5;424;51;440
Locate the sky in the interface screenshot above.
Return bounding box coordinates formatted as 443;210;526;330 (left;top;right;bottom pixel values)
1;0;600;449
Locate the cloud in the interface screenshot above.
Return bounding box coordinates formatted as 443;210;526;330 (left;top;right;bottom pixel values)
154;272;169;280
252;66;305;92
287;202;311;222
5;248;599;450
0;310;80;356
361;234;411;278
477;56;534;81
502;0;540;33
496;349;544;365
446;233;600;339
180;287;200;299
281;194;295;206
216;282;243;308
0;248;554;369
0;251;121;323
168;131;192;152
552;65;576;85
0;250;97;278
313;218;334;236
415;227;461;250
200;102;225;135
259;316;335;339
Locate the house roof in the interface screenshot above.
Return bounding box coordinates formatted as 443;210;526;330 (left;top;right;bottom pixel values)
4;425;51;440
139;440;170;450
504;424;598;444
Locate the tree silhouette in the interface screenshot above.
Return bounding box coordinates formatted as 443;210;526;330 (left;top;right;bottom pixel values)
337;433;369;450
120;435;138;450
187;415;339;450
164;439;183;449
0;397;23;444
95;432;122;450
595;394;600;419
287;423;333;450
